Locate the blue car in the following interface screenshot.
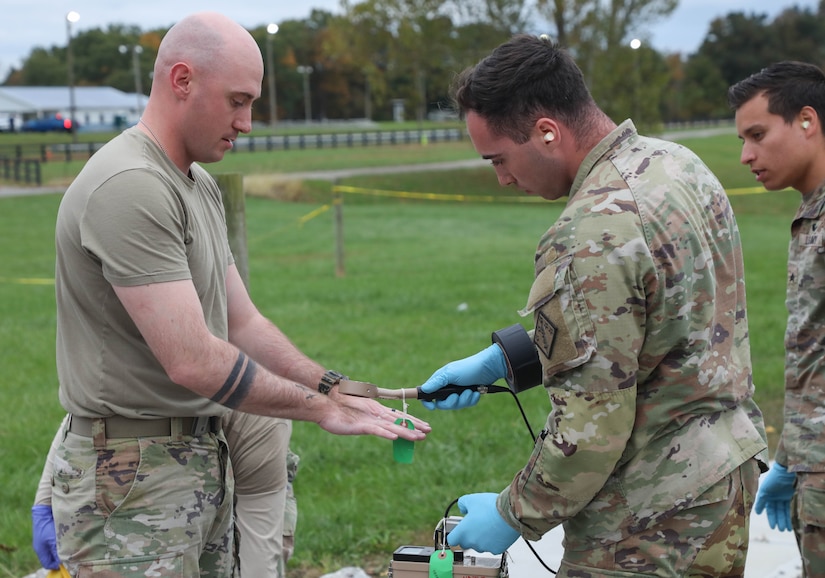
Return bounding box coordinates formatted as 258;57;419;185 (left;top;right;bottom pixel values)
21;115;77;132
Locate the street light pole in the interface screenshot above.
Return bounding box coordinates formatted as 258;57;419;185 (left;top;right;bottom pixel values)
630;38;641;123
119;44;144;118
364;71;372;120
266;23;279;127
66;10;80;143
296;65;313;123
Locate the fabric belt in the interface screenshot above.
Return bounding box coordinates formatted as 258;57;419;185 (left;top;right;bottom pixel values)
68;415;221;438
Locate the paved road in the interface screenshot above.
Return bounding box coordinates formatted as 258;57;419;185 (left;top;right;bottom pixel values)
262;157;488;183
0;184;63;197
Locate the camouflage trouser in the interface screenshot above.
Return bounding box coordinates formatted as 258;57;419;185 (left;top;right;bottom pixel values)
52;423;234;578
792;472;825;577
557;458;760;577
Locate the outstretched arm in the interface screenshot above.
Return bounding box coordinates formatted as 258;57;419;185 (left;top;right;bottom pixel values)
112;268;427;440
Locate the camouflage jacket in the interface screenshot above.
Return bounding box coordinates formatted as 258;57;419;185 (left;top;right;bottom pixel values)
776;181;825;470
498;121;768;549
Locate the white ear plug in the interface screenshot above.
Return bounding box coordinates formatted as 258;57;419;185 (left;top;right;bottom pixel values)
544;132;555;142
803;120;811;129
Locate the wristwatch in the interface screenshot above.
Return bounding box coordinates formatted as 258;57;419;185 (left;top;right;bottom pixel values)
318;370;347;395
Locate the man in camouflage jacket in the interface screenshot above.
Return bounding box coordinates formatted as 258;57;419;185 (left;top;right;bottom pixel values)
729;60;825;578
419;34;768;577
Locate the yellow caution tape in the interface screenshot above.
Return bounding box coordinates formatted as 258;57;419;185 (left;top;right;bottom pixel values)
332;184;549;203
726;186;773;196
0;277;54;285
332;184;780;202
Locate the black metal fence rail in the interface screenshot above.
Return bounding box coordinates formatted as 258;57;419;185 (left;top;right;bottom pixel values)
1;157;42;185
0;142;103;163
0;128;466;166
229;127;464;153
0;128;465;185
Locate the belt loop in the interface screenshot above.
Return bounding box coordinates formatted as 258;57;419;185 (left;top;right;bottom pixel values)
192;416;211;436
170;417;184;441
91;417;107;449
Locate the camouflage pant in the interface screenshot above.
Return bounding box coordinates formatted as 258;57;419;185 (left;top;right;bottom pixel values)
557;458;760;577
792;472;825;577
52;425;234;578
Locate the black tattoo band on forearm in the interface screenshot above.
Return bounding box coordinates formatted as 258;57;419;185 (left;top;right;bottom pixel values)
211;353;245;403
211;352;258;409
224;359;257;408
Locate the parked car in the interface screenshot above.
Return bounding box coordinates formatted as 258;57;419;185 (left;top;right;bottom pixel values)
21;114;77;132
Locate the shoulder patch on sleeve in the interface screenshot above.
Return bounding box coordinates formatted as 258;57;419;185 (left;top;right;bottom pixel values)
534;311;557;359
521;255;596;379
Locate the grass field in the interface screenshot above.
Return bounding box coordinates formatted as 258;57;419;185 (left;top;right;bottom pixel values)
0;131;801;577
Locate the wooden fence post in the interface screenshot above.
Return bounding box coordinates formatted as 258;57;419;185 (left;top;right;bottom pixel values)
215;172;249;288
333;179;345;278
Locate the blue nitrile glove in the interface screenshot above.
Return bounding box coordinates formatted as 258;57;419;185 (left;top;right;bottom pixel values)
32;504;60;570
447;492;520;555
419;344;507;410
754;462;796;532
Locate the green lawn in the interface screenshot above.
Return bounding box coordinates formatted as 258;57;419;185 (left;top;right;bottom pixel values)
0;131;799;577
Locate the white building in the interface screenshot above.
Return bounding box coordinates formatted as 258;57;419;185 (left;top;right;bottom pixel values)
0;86;147;132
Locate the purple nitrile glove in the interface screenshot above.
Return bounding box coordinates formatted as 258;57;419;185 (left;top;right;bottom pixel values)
754;462;796;532
32;504;60;570
419;344;507;410
447;492;520;554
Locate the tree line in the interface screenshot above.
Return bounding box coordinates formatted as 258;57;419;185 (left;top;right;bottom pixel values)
3;0;825;128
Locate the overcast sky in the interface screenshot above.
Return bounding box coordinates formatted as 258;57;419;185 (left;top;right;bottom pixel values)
0;0;818;79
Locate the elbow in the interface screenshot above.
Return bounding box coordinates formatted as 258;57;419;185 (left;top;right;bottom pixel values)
165;360;206;391
154;333;226;395
166;364;197;389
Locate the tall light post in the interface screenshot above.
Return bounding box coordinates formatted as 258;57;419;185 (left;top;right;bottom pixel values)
66;10;80;142
265;23;279;127
363;70;372;120
296;65;313;123
630;38;641;123
119;44;144;118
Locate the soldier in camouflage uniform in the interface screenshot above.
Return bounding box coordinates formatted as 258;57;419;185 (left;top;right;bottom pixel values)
419;34;768;576
45;11;427;578
729;60;825;578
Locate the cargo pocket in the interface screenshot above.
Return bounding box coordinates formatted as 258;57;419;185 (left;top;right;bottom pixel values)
53;435;101;562
519;254;596;379
799;483;825;528
557;560;652;577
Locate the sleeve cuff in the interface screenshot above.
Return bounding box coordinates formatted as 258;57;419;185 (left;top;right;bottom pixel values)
496;485;544;542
